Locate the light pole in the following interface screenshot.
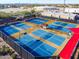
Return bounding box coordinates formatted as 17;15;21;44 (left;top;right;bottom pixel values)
64;0;66;12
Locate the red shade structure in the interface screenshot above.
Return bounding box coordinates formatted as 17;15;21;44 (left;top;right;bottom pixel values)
59;28;79;59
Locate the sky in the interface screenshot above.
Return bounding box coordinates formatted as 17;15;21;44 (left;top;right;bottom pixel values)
0;0;79;4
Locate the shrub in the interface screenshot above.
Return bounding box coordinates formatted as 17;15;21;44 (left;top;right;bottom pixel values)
11;53;17;59
8;49;15;55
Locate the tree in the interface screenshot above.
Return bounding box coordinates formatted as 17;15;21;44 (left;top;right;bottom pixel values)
30;9;41;17
0;12;12;19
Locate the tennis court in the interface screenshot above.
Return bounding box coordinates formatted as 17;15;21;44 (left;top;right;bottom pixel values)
0;22;32;36
32;29;65;46
14;34;57;56
0;25;19;35
32;29;54;39
47;24;71;33
47;35;65;46
16;34;42;49
27;18;48;24
0;20;76;59
33;43;57;56
53;21;77;28
12;22;31;30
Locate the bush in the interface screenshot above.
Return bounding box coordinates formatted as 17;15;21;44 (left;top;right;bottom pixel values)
0;48;3;55
11;53;17;59
0;12;12;19
1;45;8;55
8;49;15;55
0;45;15;56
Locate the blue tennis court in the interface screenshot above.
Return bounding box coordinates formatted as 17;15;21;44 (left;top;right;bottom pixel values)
32;29;65;46
53;21;76;28
53;22;62;25
66;24;76;28
1;26;19;35
33;43;57;56
16;34;43;49
32;30;54;40
27;18;48;24
47;24;71;33
14;34;57;56
12;22;31;30
47;35;65;46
